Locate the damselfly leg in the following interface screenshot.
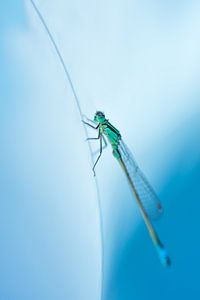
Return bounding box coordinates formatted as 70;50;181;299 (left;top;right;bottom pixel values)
83;119;107;175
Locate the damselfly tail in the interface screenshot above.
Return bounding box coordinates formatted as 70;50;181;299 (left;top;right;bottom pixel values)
118;157;171;267
156;240;171;267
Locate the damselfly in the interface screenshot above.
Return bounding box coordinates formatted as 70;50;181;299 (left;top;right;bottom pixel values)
84;111;171;267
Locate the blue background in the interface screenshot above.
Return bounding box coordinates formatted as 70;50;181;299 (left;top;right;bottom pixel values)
1;1;200;299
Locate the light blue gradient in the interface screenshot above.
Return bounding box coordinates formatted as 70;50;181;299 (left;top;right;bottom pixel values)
1;1;200;299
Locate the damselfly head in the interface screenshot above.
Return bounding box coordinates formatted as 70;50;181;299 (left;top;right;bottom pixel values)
94;111;106;123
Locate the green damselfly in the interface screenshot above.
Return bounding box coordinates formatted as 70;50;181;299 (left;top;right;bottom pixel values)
84;111;171;267
30;0;170;272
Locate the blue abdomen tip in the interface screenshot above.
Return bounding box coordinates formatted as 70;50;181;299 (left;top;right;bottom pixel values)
157;245;171;267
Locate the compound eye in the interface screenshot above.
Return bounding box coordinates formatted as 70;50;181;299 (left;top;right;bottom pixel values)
97;111;105;117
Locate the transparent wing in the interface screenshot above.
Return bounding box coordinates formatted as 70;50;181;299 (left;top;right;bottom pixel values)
118;140;163;220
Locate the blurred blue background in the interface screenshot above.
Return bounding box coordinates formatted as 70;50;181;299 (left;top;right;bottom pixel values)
1;1;200;299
